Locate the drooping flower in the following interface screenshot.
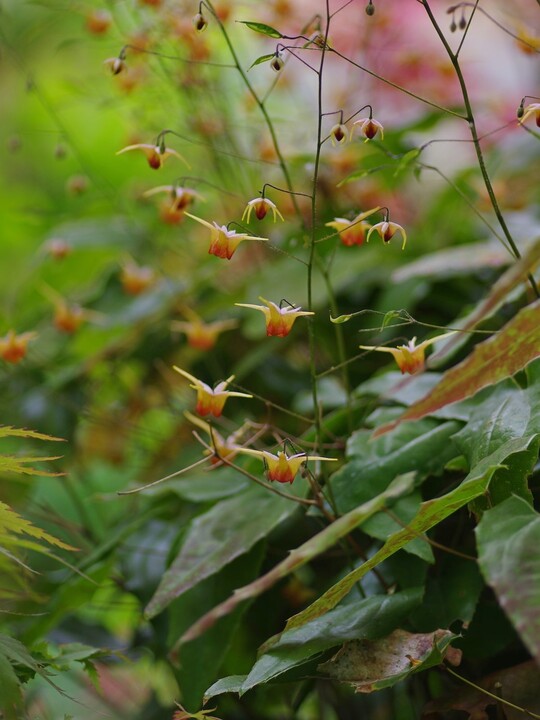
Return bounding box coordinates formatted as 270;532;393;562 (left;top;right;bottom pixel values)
44;238;72;260
103;56;126;75
172;308;237;350
54;301;86;334
366;220;407;249
173;367;252;417
192;11;208;32
184;411;241;465
235;297;314;337
359;331;457;374
330;123;349;146
237;447;337;484
519;103;540;128
120;261;155;295
351;117;384;141
326;207;380;246
143;185;204;212
184;213;268;260
117;143;189;169
242;197;284;223
0;330;37;364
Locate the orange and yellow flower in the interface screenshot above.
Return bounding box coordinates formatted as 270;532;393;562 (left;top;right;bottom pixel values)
117;143;189;169
0;330;37;364
54;301;86;334
326;207;380;246
237;447;337;484
120;261;155;295
235;297;314;337
184;411;242;465
242;197;284;223
172;308;237;350
174;367;252;417
185;213;268;259
366;220;407;249
360;331;456;374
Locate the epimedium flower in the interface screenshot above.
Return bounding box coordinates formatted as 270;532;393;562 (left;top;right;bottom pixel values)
359;331;457;375
351;117;384;141
0;330;37;364
235;297;314;337
143;185;204;212
120;261;155;295
237;447;337;484
519;103;540;127
117;142;189;169
326;207;380;247
242;197;284;223
366;220;407;249
172;308;238;350
103;56;126;75
54;301;86;334
184;410;245;466
184;212;268;260
330;123;349;146
173;366;252;417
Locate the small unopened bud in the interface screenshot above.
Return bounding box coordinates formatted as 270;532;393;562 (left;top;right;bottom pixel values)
450;19;457;32
270;55;284;72
193;12;208;32
112;57;125;75
517;102;524;119
365;1;375;15
458;14;467;30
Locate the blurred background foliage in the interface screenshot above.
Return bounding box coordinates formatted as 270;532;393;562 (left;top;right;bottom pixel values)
0;0;540;718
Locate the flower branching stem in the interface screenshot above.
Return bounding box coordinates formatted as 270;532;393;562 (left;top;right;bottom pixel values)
421;0;540;299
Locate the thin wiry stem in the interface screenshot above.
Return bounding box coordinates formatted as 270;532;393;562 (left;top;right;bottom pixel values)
421;0;540;299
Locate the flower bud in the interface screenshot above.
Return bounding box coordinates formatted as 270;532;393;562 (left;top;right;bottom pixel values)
270;55;284;72
450;18;457;32
365;2;375;16
458;14;467;30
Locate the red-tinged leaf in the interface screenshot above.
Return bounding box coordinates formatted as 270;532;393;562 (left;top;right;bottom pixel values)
429;237;540;366
373;299;540;438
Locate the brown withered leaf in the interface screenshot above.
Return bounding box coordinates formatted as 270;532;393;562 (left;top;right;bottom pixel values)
318;629;460;693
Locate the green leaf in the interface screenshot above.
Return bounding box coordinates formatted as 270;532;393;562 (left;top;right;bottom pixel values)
179;475;414;645
476;495;540;664
454;383;538;513
329;313;352;324
393;148;421;177
237;589;422;693
205;675;247;701
374;299;540;437
317;629;458;692
332;419;460;514
248;52;277;70
171;543;265;710
285;434;537;631
239;21;283;38
0;652;23;720
144;486;296;618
